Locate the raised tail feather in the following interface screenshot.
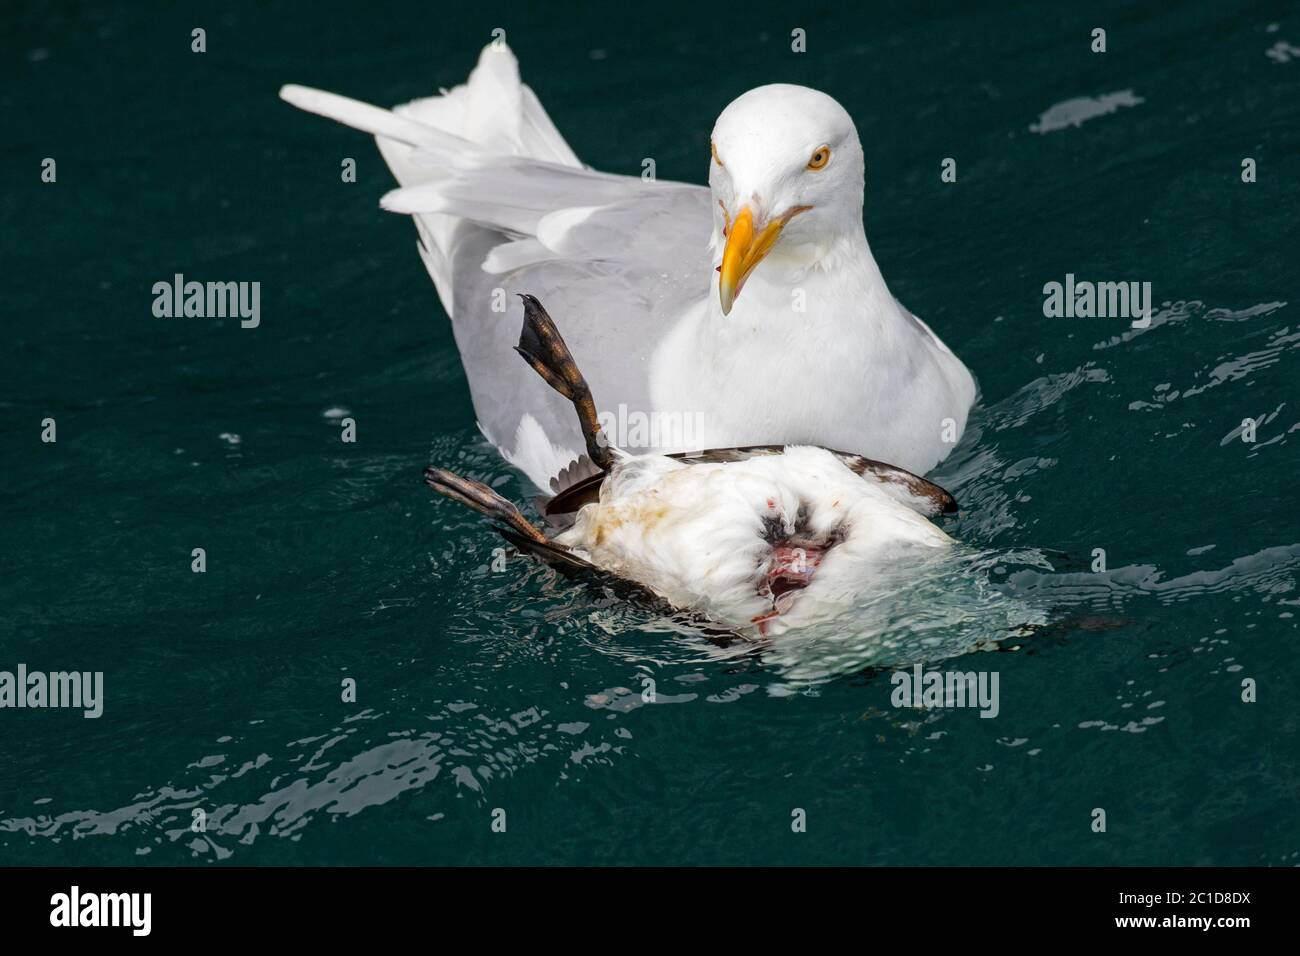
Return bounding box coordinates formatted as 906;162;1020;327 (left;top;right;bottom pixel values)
279;43;583;310
278;44;580;180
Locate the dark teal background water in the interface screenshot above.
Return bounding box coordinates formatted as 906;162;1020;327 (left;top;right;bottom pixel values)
3;0;1298;865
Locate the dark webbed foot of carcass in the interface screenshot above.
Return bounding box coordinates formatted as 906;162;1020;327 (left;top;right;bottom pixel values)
422;466;549;545
513;294;614;470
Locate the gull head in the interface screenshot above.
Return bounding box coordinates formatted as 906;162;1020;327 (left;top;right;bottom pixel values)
708;84;865;315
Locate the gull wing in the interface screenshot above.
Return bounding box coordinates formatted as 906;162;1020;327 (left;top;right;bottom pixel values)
281;66;714;489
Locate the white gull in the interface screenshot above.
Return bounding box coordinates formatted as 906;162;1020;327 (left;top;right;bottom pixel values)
281;43;976;488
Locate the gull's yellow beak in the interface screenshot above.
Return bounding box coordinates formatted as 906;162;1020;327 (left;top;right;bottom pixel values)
718;205;804;315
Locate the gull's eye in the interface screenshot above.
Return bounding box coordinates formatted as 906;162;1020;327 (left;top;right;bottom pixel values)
807;145;831;171
711;139;724;167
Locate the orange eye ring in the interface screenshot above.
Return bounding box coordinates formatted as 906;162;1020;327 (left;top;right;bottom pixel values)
711;140;724;167
807;145;831;170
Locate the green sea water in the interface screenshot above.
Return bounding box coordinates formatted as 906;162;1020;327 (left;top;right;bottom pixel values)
2;0;1298;865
